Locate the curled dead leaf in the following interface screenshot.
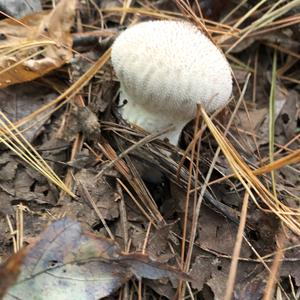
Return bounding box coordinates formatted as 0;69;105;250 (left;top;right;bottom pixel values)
0;0;76;88
3;218;192;299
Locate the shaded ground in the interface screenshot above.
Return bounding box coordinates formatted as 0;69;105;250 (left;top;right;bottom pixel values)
0;0;299;299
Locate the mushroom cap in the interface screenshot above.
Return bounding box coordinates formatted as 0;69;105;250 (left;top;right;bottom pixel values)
111;20;232;122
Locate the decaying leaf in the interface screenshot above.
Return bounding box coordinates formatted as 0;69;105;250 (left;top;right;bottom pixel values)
74;168;120;225
3;218;191;300
190;255;267;300
0;1;299;299
197;207;251;257
0;0;76;88
0;0;42;19
0;248;27;299
0;82;58;142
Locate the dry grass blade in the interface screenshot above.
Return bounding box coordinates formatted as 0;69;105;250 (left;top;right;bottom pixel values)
102;4;237;37
0;0;76;88
175;0;239;40
0;48;46;77
96;125;174;179
9;48;111;133
0;49;110;156
224;191;249;300
101;6;178;20
201;106;300;235
221;0;248;23
244;0;300;32
269;50;278;198
232;0;268;29
263;228;286;300
176;0;211;38
116;178;153;225
0;40;55;55
76;180;115;240
179;75;250;287
226;0;300;53
252;13;300;36
0;111;75;197
254;149;300;176
98;140;163;225
208;148;300;187
6;215;17;253
180;106;201;268
120;0;133;25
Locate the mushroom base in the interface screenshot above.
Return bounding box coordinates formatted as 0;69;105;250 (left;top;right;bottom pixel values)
119;92;189;146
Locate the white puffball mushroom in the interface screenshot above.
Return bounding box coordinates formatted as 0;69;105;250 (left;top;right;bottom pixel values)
111;20;232;146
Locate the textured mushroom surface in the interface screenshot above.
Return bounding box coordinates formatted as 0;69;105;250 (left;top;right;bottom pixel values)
111;20;232;145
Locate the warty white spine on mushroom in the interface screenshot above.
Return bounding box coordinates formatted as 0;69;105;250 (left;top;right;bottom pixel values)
111;20;233;145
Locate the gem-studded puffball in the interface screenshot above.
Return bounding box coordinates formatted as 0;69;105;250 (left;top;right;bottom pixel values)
111;20;232;145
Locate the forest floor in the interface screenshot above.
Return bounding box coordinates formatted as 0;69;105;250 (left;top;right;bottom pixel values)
0;0;299;299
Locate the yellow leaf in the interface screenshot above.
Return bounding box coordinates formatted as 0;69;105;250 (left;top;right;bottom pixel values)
0;0;76;88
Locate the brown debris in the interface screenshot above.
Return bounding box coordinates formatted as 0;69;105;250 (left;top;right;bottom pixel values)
0;0;300;299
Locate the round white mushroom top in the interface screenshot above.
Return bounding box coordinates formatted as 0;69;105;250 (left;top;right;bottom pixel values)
111;20;232;123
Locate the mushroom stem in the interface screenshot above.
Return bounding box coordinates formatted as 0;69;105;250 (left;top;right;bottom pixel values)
120;90;188;145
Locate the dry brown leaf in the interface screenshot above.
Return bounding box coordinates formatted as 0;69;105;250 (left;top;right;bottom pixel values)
0;82;57;142
3;218;191;299
0;0;76;88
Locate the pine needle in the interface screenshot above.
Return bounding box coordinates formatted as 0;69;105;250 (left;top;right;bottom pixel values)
0;111;75;197
201;106;300;235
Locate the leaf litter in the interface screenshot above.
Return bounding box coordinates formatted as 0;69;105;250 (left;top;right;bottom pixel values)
0;0;300;299
1;218;191;300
